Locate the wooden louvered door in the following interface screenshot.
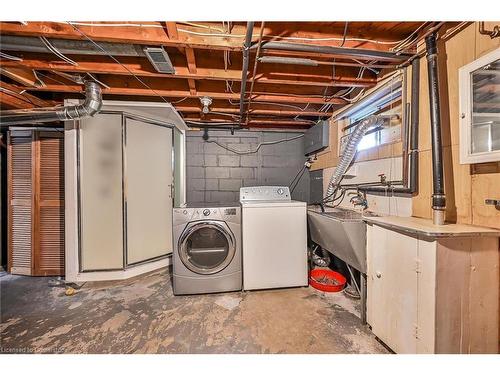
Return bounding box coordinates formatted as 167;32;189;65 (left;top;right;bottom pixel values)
8;130;65;276
34;131;65;275
8;130;35;275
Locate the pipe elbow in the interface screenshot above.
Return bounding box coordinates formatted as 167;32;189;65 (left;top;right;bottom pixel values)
56;81;102;120
83;81;103;116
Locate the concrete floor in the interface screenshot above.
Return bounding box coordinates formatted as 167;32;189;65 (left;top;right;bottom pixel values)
0;267;388;354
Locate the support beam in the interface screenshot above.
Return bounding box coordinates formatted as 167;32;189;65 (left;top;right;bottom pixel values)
0;91;37;109
175;105;332;117
0;55;376;89
188;79;197;95
185;48;197;74
166;22;179;40
0;81;54;107
0;21;243;51
185;47;197;95
25;83;348;105
0;21;425;53
0;66;42;87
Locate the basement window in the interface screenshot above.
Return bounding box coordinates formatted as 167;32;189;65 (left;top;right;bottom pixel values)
338;73;404;153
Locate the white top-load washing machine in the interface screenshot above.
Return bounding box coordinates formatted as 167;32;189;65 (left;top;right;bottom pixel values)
172;203;242;295
240;186;308;290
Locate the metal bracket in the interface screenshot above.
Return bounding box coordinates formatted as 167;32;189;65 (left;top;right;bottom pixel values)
485;199;500;210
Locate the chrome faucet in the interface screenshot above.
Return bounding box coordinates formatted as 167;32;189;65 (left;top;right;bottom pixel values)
349;191;368;209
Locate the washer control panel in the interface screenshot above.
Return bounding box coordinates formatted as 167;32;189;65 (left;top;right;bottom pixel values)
239;186;291;202
173;206;241;225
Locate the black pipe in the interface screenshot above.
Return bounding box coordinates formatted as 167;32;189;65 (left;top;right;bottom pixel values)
239;22;254;126
425;33;446;224
258;41;413;62
358;58;420;195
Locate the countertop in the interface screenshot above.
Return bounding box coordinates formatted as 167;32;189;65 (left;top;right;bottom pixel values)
363;215;500;238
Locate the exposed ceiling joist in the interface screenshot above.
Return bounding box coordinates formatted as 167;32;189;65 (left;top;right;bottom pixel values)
176;106;332;117
0;21;423;53
0;81;54;107
24;83;349;105
0;21;432;129
0;66;43;87
0;91;37;109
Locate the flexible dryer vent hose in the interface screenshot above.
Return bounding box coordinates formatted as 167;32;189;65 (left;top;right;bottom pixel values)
324;116;383;199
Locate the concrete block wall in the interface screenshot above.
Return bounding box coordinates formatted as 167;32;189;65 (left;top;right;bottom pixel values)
186;130;309;204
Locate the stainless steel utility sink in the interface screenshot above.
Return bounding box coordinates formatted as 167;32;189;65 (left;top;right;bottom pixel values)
307;207;379;273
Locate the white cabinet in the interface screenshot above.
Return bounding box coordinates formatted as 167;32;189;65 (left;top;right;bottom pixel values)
367;223;499;353
367;225;418;353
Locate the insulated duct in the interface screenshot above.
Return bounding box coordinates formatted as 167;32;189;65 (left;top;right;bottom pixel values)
425;33;446;225
0;81;102;126
0;35;145;57
325;116;383;199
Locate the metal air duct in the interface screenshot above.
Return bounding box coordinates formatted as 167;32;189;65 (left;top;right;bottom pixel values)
0;81;102;126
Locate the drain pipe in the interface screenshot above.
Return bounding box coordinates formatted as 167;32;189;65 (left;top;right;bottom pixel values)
358;58;420;195
0;81;102;126
425;33;446;225
258;41;413;62
239;21;255;127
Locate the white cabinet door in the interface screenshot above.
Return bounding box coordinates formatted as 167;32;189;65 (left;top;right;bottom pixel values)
367;225;418;353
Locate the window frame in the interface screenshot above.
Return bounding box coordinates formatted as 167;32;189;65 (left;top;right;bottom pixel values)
337;72;406;156
459;47;500;164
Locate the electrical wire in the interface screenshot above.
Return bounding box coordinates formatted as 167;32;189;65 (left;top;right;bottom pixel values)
68;22;172;105
63;21;425;46
0;52;23;61
170;97;190;104
340;22;349;47
39;36;78;66
289;164;308;194
206;134;304;155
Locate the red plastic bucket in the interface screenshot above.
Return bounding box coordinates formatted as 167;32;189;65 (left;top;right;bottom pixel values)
309;269;347;292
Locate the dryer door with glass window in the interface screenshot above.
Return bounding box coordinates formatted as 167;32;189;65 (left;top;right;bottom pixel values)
178;221;235;275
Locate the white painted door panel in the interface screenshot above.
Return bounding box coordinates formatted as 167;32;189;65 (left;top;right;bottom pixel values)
125;119;173;264
80;113;124;271
416;238;437;353
367;225;418;353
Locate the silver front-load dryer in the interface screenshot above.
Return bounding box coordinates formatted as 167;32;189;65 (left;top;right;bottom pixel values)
172;204;242;295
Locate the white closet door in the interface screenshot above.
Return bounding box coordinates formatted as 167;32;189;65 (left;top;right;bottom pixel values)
125;118;173;265
80;113;124;271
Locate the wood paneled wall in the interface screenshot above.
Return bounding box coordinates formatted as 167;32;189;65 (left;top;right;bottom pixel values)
310;22;500;230
412;22;500;229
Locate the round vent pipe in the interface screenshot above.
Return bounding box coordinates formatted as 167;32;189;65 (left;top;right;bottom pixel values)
0;81;102;126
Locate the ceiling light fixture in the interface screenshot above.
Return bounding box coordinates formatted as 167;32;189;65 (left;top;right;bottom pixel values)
200;96;213;114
